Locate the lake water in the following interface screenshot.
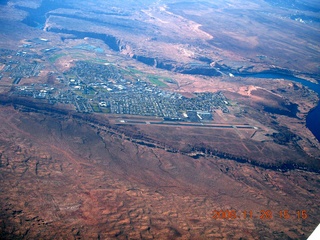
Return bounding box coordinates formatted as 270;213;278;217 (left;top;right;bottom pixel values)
236;73;320;142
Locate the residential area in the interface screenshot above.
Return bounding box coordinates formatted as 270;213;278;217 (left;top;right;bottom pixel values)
1;48;230;122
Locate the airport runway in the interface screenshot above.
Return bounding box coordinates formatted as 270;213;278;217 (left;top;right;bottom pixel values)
115;119;258;129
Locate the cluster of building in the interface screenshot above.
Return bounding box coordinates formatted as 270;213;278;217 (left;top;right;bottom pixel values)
63;61;230;120
0;48;43;82
2;50;230;121
99;85;230;121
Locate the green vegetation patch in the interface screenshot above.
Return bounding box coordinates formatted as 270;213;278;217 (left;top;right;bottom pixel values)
70;52;86;59
120;67;144;81
127;67;143;75
49;53;66;63
90;103;101;112
148;76;168;87
86;89;96;95
87;58;109;64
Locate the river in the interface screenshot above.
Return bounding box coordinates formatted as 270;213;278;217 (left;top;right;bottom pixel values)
235;73;320;142
16;2;320;142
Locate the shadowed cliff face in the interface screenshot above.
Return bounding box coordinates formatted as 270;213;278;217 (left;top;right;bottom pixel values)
1;0;319;238
47;27;222;76
48;28;121;52
0;105;319;239
17;0;320;79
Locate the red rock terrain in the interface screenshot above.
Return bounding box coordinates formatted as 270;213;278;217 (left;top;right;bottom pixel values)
0;0;319;239
0;104;319;239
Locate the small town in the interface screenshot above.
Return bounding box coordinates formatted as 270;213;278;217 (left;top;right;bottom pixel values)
1;48;230;122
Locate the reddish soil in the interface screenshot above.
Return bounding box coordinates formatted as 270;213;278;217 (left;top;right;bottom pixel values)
0;105;319;239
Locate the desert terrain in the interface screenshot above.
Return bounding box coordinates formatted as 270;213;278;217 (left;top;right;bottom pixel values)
0;0;319;239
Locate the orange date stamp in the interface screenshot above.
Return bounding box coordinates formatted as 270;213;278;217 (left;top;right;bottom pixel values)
212;210;308;220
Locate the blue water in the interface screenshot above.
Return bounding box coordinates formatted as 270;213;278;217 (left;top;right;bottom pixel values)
236;73;320;142
238;73;320;93
0;0;8;5
306;101;320;142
